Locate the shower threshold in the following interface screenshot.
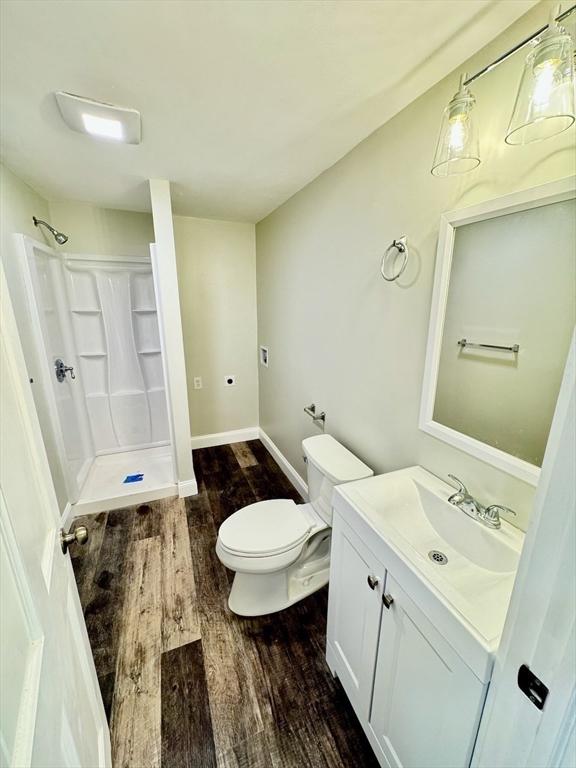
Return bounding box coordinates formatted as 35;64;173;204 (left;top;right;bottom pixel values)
72;445;176;515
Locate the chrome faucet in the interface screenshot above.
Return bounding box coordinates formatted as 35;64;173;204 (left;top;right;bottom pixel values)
447;475;516;529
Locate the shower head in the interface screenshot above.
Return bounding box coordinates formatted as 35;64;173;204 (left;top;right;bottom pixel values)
32;216;68;245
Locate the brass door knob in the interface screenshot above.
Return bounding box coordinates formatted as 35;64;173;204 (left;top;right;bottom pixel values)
60;525;89;554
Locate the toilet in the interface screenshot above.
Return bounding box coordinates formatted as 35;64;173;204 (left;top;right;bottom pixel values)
216;434;373;616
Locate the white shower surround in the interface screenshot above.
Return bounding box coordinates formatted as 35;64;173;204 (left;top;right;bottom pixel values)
16;234;177;516
63;253;170;454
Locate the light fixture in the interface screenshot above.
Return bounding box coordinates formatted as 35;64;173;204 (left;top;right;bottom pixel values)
81;113;124;141
506;5;575;145
431;73;480;177
55;91;141;144
431;4;576;177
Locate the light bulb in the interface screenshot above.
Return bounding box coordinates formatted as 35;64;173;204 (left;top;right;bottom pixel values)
448;115;467;151
531;58;561;110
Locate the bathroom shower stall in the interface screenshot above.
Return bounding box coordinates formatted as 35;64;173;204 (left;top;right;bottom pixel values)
15;234;177;515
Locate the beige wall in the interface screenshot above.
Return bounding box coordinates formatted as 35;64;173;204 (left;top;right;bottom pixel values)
0;163;68;511
255;2;576;532
48;199;154;256
174;215;258;436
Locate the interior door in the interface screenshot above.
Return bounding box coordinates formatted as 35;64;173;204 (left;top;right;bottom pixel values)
17;236;93;503
326;514;384;719
0;265;109;767
473;336;576;768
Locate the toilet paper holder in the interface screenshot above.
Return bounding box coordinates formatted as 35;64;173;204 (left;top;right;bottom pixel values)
304;403;326;425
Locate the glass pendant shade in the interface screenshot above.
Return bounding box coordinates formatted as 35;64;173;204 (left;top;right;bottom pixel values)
431;74;480;177
506;15;575;145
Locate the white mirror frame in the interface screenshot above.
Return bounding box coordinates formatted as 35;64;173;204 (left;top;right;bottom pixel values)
419;176;576;486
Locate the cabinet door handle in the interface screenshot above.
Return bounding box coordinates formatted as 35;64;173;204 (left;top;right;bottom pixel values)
382;593;394;609
367;575;379;590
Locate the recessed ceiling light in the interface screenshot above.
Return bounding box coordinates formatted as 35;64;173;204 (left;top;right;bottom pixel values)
82;113;124;141
55;91;141;144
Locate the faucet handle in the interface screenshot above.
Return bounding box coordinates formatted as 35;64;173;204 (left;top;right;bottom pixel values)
447;474;468;495
447;474;470;506
485;504;517;520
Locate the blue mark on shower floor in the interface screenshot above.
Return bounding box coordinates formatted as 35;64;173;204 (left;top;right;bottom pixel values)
124;473;144;484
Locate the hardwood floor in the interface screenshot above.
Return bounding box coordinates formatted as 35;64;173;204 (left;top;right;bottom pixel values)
71;440;379;768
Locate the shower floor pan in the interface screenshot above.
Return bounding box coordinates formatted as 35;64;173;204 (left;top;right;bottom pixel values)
72;445;176;515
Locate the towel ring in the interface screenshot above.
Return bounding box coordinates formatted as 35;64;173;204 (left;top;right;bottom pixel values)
380;236;408;282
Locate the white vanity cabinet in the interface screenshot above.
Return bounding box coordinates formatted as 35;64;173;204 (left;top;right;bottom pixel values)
368;573;486;768
326;512;488;768
325;515;384;719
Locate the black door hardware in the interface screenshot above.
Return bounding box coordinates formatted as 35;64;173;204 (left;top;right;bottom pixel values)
518;664;549;710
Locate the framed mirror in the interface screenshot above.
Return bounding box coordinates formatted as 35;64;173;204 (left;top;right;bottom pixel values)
420;177;575;485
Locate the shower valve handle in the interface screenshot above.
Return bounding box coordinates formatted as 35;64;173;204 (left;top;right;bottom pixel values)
54;358;75;383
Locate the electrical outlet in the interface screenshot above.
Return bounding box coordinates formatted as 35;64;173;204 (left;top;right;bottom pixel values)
193;376;203;390
224;375;236;386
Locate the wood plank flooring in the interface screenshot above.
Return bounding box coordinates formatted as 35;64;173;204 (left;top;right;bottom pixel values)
112;537;162;768
71;440;379;768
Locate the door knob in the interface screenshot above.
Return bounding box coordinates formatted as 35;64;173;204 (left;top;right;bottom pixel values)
382;594;394;609
367;575;379;590
60;525;89;554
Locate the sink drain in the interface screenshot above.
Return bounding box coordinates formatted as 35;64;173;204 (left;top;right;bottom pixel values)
428;550;448;565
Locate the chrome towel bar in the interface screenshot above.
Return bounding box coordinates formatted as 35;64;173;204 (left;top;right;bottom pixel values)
458;339;519;353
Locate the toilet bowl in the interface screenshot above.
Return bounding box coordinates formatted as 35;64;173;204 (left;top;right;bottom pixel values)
216;434;373;616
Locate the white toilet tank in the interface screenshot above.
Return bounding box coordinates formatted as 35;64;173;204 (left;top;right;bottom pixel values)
302;434;373;524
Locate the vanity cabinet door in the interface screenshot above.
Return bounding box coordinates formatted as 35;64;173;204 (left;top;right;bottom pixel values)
326;514;384;720
368;574;487;768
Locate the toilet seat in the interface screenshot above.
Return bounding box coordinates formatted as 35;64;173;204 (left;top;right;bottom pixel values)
218;499;313;558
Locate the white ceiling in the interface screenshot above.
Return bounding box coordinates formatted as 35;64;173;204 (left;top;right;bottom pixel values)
0;0;536;222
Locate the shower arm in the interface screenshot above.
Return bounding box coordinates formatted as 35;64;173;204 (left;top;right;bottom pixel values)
32;216;68;245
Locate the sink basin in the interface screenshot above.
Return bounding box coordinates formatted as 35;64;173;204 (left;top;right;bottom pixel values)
334;466;524;651
355;471;520;573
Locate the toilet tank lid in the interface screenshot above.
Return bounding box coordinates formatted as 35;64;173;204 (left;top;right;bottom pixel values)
302;434;373;484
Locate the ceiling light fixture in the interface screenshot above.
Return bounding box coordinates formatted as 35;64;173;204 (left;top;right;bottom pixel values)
81;113;124;141
55;91;141;144
431;73;480;177
506;5;575;144
431;3;575;177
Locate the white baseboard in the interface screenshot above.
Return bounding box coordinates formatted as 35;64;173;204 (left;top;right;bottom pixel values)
190;427;259;450
259;428;308;500
178;478;198;498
